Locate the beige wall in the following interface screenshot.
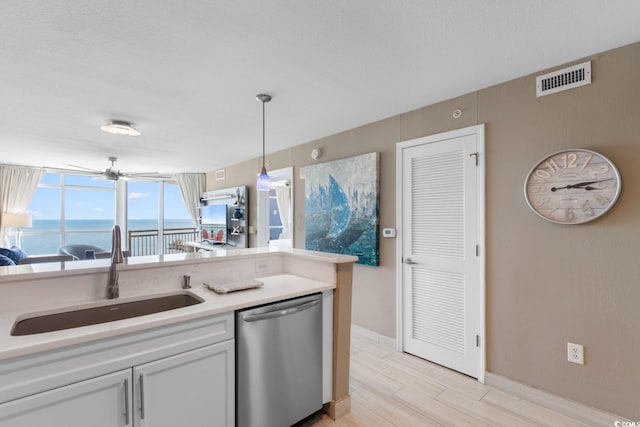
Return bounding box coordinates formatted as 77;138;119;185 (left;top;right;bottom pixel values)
207;42;640;418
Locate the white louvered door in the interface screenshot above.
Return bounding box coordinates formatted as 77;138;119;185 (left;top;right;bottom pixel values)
399;125;484;379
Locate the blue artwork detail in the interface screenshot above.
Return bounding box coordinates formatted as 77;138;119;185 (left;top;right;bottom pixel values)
304;152;379;266
327;176;350;239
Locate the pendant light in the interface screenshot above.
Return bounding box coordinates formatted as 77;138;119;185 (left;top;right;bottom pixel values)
256;93;272;191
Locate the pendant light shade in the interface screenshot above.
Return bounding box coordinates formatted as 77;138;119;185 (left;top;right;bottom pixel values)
256;93;272;191
257;166;270;191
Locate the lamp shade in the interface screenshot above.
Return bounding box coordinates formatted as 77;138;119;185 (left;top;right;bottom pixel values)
2;212;32;228
256;167;271;191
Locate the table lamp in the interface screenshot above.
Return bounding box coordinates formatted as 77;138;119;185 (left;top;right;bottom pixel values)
2;212;32;248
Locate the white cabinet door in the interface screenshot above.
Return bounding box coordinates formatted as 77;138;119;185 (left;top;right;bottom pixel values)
0;369;131;427
134;340;234;427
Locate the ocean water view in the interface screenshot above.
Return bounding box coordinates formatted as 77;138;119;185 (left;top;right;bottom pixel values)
20;219;195;256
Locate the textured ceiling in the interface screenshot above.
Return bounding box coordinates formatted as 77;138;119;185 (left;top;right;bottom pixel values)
1;1;639;175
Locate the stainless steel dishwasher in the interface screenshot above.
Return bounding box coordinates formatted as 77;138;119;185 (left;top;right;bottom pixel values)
236;293;322;427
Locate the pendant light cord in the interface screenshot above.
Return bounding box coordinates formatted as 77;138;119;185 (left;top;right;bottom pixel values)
262;99;266;168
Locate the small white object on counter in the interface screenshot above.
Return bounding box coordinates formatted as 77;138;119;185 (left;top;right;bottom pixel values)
204;279;264;294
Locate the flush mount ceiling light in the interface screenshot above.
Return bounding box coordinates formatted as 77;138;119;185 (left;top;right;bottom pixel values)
100;120;141;137
256;93;272;191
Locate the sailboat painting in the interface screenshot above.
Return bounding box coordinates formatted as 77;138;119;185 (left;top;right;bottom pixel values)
303;152;379;266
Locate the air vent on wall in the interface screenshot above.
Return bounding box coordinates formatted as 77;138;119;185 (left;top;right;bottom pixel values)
215;169;225;181
536;61;591;97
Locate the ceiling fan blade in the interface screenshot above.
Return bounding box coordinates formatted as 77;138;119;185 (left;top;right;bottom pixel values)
49;159;169;182
65;164;103;173
122;171;159;176
121;173;172;181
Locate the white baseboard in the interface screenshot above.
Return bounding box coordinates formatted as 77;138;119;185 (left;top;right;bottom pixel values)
486;372;630;427
351;324;396;349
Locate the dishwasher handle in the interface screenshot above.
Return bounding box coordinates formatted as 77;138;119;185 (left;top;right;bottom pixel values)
242;299;320;322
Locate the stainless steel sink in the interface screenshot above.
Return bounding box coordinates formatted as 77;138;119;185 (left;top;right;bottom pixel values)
11;292;203;336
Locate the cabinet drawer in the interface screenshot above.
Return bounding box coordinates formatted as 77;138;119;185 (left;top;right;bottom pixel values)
0;311;233;404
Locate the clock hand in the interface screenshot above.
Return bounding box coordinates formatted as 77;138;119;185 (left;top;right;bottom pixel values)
570;179;612;188
550;178;612;192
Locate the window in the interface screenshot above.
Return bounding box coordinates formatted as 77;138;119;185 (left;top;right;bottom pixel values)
23;174;194;256
127;180;196;256
256;167;293;248
23;173;115;255
268;189;283;240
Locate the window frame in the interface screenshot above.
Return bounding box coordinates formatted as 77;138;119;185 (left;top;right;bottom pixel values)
24;173;195;256
23;173;116;255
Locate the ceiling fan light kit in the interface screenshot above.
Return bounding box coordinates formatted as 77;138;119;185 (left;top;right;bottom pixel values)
100;120;141;137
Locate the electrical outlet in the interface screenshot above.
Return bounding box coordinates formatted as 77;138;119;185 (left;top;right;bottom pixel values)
567;342;584;365
255;261;269;274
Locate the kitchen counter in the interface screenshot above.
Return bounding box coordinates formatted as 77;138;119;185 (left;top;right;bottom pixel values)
0;274;333;361
0;246;356;282
0;247;356;419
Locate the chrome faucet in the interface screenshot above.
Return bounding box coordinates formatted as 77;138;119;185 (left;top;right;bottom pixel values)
107;225;124;299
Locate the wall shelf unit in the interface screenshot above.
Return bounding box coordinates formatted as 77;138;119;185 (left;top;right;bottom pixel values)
200;186;248;249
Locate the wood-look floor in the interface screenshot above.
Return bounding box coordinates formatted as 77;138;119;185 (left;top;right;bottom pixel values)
303;333;592;427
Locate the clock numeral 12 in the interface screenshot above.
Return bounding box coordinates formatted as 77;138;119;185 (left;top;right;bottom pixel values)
560;153;578;169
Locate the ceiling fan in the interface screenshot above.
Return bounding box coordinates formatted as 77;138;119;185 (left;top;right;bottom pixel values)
65;156;165;181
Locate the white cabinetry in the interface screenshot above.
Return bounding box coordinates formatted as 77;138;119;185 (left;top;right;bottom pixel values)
135;340;234;427
0;312;234;427
0;369;131;427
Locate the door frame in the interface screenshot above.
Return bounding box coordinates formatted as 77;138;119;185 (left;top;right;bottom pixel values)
395;124;486;383
256;166;294;248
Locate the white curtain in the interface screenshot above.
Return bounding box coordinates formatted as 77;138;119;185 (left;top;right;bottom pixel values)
274;186;291;239
0;165;45;245
175;173;205;226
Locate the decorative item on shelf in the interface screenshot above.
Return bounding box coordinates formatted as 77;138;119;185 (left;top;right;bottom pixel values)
524;149;622;224
232;225;242;235
256;93;272;191
235;188;242;206
1;212;32;248
233;207;243;219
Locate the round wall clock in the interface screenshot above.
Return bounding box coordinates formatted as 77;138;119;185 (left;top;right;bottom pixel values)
524;149;622;224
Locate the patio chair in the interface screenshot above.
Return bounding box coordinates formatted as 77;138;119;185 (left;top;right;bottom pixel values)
58;244;108;260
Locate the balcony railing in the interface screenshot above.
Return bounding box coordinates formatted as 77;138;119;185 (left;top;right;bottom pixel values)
128;227;198;257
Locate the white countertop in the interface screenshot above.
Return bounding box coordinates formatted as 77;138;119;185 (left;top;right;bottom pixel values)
0;274;334;361
0;247;358;282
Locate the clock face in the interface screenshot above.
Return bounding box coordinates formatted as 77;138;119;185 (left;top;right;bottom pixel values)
524;149;622;224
